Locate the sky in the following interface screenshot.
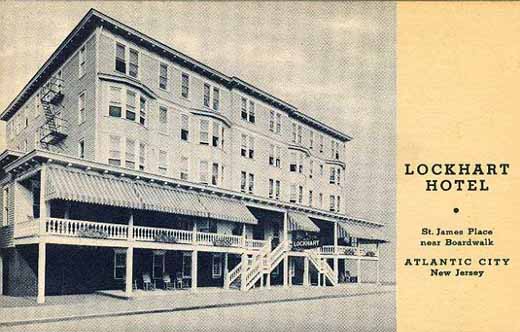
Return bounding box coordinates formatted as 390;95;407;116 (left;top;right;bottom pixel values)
0;2;396;271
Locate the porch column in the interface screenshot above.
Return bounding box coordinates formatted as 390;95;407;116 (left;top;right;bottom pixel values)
191;250;198;292
283;255;289;288
282;211;288;243
0;251;3;295
303;256;309;287
333;222;339;282
240;253;248;291
128;212;134;241
125;246;133;297
63;202;70;219
37;242;46;304
192;221;197;245
357;258;362;284
242;224;246;247
223;253;229;290
39;164;49;225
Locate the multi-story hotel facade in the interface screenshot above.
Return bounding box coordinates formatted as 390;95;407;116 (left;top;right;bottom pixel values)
0;9;387;303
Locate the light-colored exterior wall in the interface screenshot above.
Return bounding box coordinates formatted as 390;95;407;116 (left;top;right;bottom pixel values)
3;26;347;214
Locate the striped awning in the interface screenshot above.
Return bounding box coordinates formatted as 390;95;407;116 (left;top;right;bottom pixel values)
198;194;258;225
45;166;142;209
338;222;388;242
288;212;320;233
134;183;208;218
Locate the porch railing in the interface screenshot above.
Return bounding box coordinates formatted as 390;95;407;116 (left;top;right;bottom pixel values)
320;245;378;257
14;218;268;250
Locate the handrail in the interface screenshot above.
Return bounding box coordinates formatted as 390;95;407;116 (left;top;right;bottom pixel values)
44;218;128;240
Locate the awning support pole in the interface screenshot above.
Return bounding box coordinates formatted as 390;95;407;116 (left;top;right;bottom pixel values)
125;246;133;298
223;253;229;290
191;250;198;292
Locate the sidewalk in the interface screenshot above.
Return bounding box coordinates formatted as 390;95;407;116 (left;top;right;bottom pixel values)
0;283;394;327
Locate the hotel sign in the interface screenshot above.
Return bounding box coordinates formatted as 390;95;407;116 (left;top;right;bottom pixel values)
292;233;320;250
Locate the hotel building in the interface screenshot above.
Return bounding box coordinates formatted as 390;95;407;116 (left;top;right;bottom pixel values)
0;9;387;303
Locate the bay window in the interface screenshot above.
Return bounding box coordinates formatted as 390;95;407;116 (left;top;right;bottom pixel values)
181;114;189;141
158;150;168;174
200;119;209;145
109;86;122;118
108;135;121;166
180;156;189;180
199;160;208;184
126;90;136;121
125;138;136;169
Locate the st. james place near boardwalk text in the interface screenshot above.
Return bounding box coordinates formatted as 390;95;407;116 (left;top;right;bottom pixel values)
404;163;510;191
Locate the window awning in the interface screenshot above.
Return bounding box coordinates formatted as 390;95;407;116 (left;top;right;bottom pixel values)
288;212;320;233
134;183;208;218
45;166;142;209
197;194;258;225
338;222;388;242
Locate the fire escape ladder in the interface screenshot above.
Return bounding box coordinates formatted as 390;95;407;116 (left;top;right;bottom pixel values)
39;76;67;147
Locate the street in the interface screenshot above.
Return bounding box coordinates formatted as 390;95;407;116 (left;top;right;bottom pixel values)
1;291;395;332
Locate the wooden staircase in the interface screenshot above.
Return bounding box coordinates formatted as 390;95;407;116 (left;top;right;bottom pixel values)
307;249;337;286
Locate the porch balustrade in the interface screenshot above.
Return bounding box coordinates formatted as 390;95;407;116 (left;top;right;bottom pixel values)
320;245;378;257
16;218;266;249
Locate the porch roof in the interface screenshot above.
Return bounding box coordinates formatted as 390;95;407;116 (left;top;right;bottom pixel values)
134;182;208;218
338;222;388;242
198;194;258;225
288;212;320;233
45;165;142;209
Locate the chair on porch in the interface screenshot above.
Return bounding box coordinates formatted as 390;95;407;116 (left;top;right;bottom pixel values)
162;273;175;291
175;272;184;289
143;273;156;291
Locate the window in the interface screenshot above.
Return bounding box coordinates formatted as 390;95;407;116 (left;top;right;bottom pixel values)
276;113;281;134
309;160;314;178
159;63;168;89
320;164;324;176
181;73;190;98
275;180;280;200
248;173;255;194
79;140;85;159
221;165;225;185
199;160;208;184
330;167;336;184
181;114;189;141
248;100;255;123
269;111;275;132
337;196;341;212
310;131;314;149
269;145;275;166
126;90;136;121
240;97;254;122
240;171;247;193
159;106;168;133
319;134;324;153
212;122;220;147
289;184;297;203
108;135;121;166
78;92;85;124
213;87;220;111
139;143;146;170
32;181;40;219
309;190;313;207
114;250;126;280
335;141;340;160
200;119;209;145
129;49;139;78
297;125;302;144
125;138;136;169
158;150;168;174
319;193;323;208
275;146;281;167
289;152;297;172
329;195;336;212
182;252;192;278
180;156;189;180
337;169;341;186
79;46;86;77
269;179;274;199
139;97;147;125
109;87;122;117
240;134;247;157
212;163;219;186
268;179;280;200
298;154;304;174
152;252;165;279
292;123;297;142
331;140;335;159
3;187;9;226
212;254;222;278
204;84;211;107
241;97;248;120
115;43;126;73
221;127;225;149
248;136;255;159
35;92;41;118
298;186;303;204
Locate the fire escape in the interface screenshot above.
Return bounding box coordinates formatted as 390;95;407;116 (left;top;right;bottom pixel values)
39;76;67;147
